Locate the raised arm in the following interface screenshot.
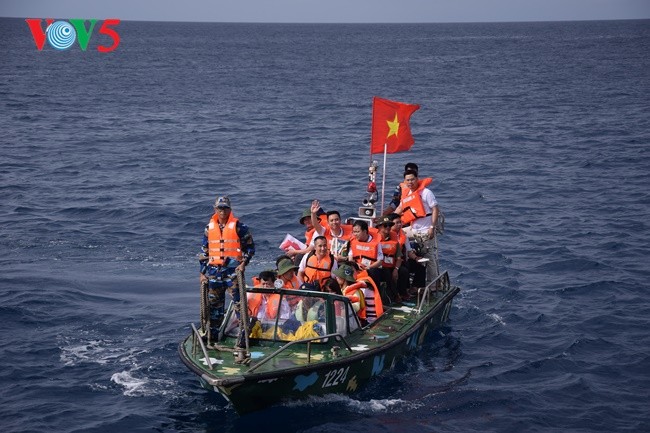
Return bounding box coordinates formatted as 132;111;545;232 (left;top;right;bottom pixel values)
310;199;326;235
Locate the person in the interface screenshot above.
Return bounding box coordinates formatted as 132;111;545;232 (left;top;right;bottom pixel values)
394;168;439;284
321;278;345;318
276;258;302;290
199;196;255;342
347;219;383;292
321;277;342;295
298;235;338;289
375;215;404;302
355;266;384;323
294;282;325;323
332;263;367;326
285;207;326;263
310;200;353;261
388;212;415;299
247;270;290;321
382;162;419;216
251;269;275;287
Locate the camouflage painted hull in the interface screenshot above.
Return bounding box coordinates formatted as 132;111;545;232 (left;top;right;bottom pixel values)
179;271;459;414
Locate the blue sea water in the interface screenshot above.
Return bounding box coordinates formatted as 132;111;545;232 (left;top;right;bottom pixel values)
1;18;650;432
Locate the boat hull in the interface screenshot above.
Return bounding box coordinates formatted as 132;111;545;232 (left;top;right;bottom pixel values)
179;275;459;414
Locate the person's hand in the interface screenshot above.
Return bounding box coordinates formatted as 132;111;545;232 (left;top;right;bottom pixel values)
286;248;297;257
311;200;320;213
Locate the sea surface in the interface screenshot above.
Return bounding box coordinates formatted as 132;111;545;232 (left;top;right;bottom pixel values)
1;18;649;432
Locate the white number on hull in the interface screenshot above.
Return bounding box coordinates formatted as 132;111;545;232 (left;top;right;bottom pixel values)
322;366;350;388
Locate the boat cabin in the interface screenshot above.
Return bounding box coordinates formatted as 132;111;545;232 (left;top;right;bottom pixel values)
221;288;363;343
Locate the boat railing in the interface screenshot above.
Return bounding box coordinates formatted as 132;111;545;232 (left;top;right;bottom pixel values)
247;332;354;373
190;322;214;370
414;271;450;314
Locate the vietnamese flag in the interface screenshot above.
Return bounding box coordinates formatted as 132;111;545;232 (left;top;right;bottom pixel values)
370;96;420;154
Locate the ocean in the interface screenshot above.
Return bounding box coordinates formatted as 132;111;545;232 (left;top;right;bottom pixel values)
1;18;649;432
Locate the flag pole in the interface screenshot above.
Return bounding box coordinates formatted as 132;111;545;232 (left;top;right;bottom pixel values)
380;142;387;216
369;99;375;165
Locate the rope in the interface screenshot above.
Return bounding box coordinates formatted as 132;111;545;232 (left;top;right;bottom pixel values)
199;278;210;338
236;269;251;363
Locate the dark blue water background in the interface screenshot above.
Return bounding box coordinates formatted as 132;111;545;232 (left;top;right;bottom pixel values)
1;18;649;432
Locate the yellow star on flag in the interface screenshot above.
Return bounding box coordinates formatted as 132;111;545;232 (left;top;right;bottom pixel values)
386;113;400;138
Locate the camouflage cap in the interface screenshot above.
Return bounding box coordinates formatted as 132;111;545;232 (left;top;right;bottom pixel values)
375;216;395;227
214;196;231;209
332;263;356;283
277;258;299;276
299;209;311;225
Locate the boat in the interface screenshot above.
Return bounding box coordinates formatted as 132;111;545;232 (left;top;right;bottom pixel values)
178;270;460;414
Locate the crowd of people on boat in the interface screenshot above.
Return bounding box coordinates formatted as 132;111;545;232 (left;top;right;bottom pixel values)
199;162;441;341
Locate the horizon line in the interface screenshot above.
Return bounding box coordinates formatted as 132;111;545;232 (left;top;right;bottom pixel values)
2;15;649;25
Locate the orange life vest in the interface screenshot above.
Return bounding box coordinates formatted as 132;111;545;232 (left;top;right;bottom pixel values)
303;251;335;288
305;227;316;245
280;275;301;307
392;228;408;257
343;284;366;320
349;235;379;267
280;275;301;290
207;213;242;266
399;177;433;225
247;292;281;319
356;270;384;319
379;231;400;269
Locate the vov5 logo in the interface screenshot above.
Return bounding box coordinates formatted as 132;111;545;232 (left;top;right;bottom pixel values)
25;19;121;52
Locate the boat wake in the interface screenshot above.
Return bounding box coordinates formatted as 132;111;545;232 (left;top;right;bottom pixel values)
282;393;424;414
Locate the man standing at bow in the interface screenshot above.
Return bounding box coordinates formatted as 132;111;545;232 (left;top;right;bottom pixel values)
199;196;255;342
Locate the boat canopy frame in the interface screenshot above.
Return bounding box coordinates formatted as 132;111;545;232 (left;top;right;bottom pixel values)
220;287;363;344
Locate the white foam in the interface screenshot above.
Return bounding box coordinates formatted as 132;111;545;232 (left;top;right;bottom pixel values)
111;370;149;396
488;313;506;325
110;370;177;397
284;393;423;413
59;337;150;367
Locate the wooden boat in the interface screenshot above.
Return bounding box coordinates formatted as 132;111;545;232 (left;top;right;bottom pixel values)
178;271;459;414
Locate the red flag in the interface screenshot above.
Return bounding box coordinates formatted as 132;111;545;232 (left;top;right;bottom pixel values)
370;96;420;154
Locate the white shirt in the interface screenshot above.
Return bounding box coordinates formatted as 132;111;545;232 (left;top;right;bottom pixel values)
298;252;339;273
410;188;438;232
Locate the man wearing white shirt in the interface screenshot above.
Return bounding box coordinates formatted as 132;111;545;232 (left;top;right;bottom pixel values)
395;169;440;283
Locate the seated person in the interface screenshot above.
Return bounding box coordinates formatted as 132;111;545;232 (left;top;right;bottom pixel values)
321;277;342;295
298;235;338;290
276;258;302;290
250;269;275;287
375;215;404;303
347;219;384;294
294;282;326;323
247;271;290;322
332;263;367;327
388;212;414;300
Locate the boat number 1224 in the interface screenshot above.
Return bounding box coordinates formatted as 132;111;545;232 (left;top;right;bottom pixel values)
322;367;350;388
